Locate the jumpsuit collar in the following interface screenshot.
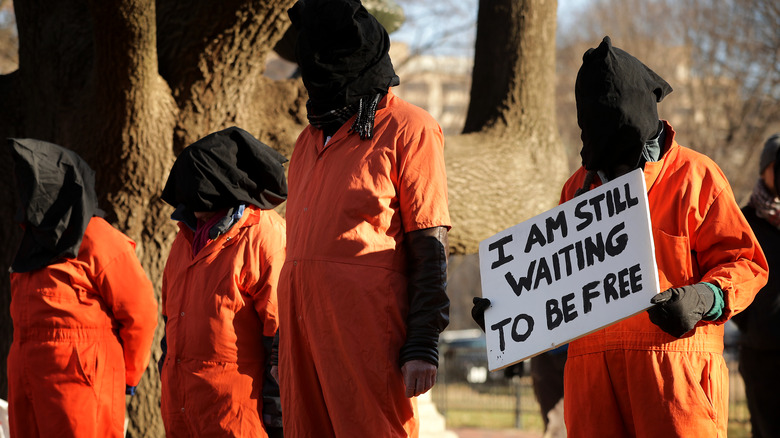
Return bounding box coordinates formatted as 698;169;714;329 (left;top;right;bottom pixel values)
314;91;393;154
177;205;256;265
642;120;677;193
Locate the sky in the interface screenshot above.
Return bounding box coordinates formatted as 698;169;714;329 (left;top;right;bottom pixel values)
390;0;591;57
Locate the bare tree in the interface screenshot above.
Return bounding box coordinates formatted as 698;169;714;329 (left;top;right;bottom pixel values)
391;0;476;68
0;0;17;72
678;0;780;200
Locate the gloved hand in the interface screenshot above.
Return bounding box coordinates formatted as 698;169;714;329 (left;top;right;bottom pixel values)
126;385;137;396
647;283;715;338
471;297;491;332
263;331;283;432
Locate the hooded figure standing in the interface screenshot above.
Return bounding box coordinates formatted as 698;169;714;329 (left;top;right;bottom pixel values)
6;139;158;438
159;127;287;437
278;1;451;436
557;37;767;437
732;134;780;438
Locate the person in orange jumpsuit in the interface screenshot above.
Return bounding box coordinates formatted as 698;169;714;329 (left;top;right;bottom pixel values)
7;138;158;438
559;37;767;437
278;1;451;437
472;36;769;437
159;127;287;437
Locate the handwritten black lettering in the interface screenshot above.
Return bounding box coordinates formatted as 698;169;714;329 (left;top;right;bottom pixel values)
574;199;593;231
505;261;536;296
491;318;512;352
488;235;514;269
582;280;600;314
525;223;546;253
511;314;534;342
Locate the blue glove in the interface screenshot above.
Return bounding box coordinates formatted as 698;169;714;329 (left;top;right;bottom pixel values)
126;385;137;396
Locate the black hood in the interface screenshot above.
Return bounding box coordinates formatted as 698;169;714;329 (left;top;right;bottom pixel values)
288;0;399;114
575;36;672;173
161;127;288;226
9;138;98;273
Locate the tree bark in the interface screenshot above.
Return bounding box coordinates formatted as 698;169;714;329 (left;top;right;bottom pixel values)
0;0;297;435
447;0;567;255
85;2;178;434
157;0;297;154
464;0;558;137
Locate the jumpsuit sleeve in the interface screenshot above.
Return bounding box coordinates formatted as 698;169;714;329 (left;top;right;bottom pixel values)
694;186;768;322
397;124;451;232
241;228;283;338
558;168;587;204
95;241;159;387
240;224;284;429
396;123;451;365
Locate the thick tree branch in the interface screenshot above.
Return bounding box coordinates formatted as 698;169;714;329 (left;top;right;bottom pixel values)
157;0;296;152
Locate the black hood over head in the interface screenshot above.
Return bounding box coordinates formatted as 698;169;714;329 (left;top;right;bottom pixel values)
161;127;288;226
9;138;98;273
575;36;672;173
288;0;399;114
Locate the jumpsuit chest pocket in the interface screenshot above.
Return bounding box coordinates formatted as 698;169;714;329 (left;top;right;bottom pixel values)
653;228;696;288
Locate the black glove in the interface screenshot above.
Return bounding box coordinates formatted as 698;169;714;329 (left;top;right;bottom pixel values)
399;227;450;368
263;332;283;433
647;283;715;338
269;330;279;368
471;297;491;332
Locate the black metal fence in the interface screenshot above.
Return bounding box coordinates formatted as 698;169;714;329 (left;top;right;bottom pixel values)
431;347;752;435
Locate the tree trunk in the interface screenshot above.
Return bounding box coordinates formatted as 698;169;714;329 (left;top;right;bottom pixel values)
0;0;298;435
446;0;567;255
464;0;558;137
156;0;298;154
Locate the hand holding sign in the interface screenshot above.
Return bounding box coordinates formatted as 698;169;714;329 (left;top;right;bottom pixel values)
471;297;490;331
648;283;715;337
478;169;660;371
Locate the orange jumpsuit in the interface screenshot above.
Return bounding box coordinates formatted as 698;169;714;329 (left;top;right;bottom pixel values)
279;90;451;438
7;217;158;438
560;122;768;438
160;205;285;437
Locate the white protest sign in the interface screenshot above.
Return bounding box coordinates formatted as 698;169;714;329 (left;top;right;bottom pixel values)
478;169;660;371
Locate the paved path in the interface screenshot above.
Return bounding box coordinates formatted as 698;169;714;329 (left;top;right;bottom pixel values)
451;428;543;438
418;391;543;438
